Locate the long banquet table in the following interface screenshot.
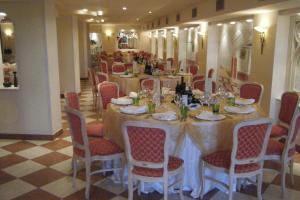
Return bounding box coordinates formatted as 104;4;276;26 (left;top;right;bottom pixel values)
103;101;265;198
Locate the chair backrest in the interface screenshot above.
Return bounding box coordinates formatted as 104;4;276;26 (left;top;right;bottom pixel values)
193;75;205;82
188;65;198;76
208;68;214;78
100;61;108;73
88;68;97;87
280;112;300;159
278;92;299;125
65;92;80;110
141;78;154;91
122;121;169;174
112;63;126;73
231;118;272;173
167;58;173;66
124;63;133;71
95;72;108;85
240;82;264;104
65;106;90;156
98;81;119;110
193;79;216;93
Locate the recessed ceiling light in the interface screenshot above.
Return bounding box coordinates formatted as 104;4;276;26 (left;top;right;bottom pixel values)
230;21;236;25
148;11;152;14
217;23;223;26
246;19;253;23
89;18;94;21
101;19;105;22
121;29;125;32
136;18;140;21
184;28;188;30
0;12;7;17
98;10;103;16
82;9;88;12
131;29;135;32
122;7;127;10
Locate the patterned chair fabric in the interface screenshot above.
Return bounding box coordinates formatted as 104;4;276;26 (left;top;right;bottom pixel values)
112;64;126;73
270;124;288;138
66;110;84;145
240;83;263;103
100;61;108;73
95;72;108;85
141;79;154;91
158;63;165;71
99;82;119;109
188;65;198;75
266;140;295;157
66;92;80;110
192;75;205;82
193;80;216;93
278;92;299;125
124;63;133;71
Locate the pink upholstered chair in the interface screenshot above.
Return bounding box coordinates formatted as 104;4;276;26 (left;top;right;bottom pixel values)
112;63;126;74
188;65;198;76
265;112;300;197
141;78;154;91
95;72;109;85
122;121;184;200
65;92;104;138
270;92;299;139
88;68;98;107
125;63;133;71
200;118;272;200
240;82;264;104
158;63;165;71
193;79;216;93
208;68;214;78
98;81;119;110
100;60;109;73
65;106;123;200
192;74;205;82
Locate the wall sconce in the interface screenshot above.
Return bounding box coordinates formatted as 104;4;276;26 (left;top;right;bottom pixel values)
4;29;13;37
254;26;267;55
105;30;112;39
198;31;206;49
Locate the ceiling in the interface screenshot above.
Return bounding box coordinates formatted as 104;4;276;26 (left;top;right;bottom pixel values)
56;0;202;24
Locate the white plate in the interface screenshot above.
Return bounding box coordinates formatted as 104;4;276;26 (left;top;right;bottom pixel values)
120;74;133;78
224;106;255;114
113;72;125;75
235;98;255;105
111;98;133;105
120;105;147;115
196;111;226;121
152;111;177;121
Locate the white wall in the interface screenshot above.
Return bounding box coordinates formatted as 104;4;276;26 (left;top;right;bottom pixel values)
178;29;187;70
0;0;61;136
57;15;81;94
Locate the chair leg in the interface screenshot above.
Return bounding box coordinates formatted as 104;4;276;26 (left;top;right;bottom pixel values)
228;177;234;200
281;164;286;198
164;180;168;200
72;156;78;189
179;172;184;200
257;173;263;200
128;173;133;200
290;159;294;185
200;161;205;199
85;162;91;200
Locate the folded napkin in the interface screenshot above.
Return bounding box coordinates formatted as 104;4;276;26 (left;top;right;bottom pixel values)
224;106;255;114
196;111;226;121
111;97;133;105
120;105;147;114
129;92;138;98
152;111;177;121
235;98;255;105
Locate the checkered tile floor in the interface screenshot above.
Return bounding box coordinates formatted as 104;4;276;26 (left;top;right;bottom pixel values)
1;80;300;200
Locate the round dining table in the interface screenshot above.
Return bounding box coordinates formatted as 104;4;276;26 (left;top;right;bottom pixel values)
103;100;265;198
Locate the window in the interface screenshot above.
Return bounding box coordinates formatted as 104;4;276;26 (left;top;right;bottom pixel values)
289;19;300;92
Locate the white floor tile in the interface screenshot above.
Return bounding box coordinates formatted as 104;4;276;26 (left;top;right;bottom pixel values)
16;146;52;159
110;196;128;200
0;179;36;200
0;139;20;147
41;176;85;198
27;139;51;146
57;146;73;157
62;136;72;143
263;184;300;200
211;191;257;200
3;160;45;178
0;148;11;158
50;158;72;174
263;169;278;183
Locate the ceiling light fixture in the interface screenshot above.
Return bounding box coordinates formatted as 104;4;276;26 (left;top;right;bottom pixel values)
98;10;103;16
246;19;253;23
217;23;223;26
101;19;105;22
148;11;152;14
230;21;236;25
122;7;127;10
136;18;140;21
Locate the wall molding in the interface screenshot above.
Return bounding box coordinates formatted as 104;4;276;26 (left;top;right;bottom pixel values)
0;129;63;140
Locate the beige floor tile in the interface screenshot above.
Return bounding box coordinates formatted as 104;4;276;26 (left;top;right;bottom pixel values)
16;146;52;159
41;176;85;198
263;184;300;200
95;178;126;195
263;169;279;183
27;139;51;146
110;196;128;200
57;146;73;157
0;148;12;158
211;191;257;200
50;158;73;174
0;179;36;200
293;163;300;176
62;136;72;143
0;139;20;147
3;160;45;178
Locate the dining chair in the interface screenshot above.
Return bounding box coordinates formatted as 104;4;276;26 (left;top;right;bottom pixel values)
265;112;300;197
95;72;109;86
188;65;198;76
65;92;104;138
98;81;120;111
193;79;216;93
192;74;205;82
125;63;133;71
270;92;299;139
112;63;126;74
88;68;98;108
158;63;165;71
240;82;264;104
65;106;124;200
200;118;272;200
100;60;109;73
122;121;184;200
141;78;154;91
208;68;214;78
167;58;173;66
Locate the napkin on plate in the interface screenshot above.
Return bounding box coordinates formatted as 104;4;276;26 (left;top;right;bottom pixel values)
152;111;177;121
235;98;255;105
129;92;138;98
224;105;255;114
196;111;226;121
111;97;133;105
120;105;147;115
